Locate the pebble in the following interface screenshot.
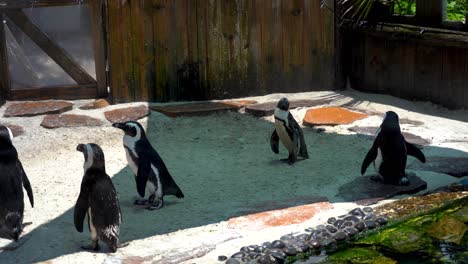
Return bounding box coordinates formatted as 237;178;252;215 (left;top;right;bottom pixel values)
327;217;336;224
297;233;311;241
364;220;377;229
226;258;240;264
294;242;310;252
354;222;365;231
338;214;348;219
283;246;298;256
334;231;347;241
316;224;326;230
321;231;332;239
232;252;247;258
308;239;321;249
343;221;353;227
376;217;388;225
271;240;285;249
344;227;359;236
326;225;338;233
249;252;261;259
262;242;272;248
305;227;314;233
363;214;376;220
280;234;294;241
333;219;345;228
240;246;251;252
310;230;321;239
344;215;360;223
257;254;277;264
219;255;228;261
363;207;373;213
254;246;266;253
271;251;287;260
349;208;366;217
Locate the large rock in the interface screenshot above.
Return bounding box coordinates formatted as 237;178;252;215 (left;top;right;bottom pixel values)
104;105;150;123
427;215;467;245
245;99;332;117
408;156;468;177
0;124;24;137
303;107;368;126
41;114;103;129
4;101;73;117
337;175;427;205
348;126;431;146
150;102;242;118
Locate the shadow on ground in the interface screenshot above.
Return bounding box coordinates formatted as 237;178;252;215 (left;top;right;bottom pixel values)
1;107;467;263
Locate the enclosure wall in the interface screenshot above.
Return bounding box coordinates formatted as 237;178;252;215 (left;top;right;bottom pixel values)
107;0;337;103
345;30;468;109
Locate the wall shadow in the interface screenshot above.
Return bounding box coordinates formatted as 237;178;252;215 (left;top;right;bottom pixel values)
0;109;467;263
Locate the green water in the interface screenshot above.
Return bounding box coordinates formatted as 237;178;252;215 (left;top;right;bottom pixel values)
289;198;468;264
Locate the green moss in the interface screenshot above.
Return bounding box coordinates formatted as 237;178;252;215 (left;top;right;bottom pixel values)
325;248;396;264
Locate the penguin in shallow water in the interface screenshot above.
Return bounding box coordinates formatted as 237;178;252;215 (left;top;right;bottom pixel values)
74;143;122;252
270;98;309;164
0;125;33;241
112;121;184;210
361;111;426;185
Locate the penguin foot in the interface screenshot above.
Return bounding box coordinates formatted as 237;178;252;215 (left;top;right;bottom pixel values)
370;174;384;182
134;199;150;206
399;176;410;186
146;200;164;210
81;244;100;252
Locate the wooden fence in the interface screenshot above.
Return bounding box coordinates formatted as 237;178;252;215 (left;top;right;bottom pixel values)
107;0;337;103
345;25;468;109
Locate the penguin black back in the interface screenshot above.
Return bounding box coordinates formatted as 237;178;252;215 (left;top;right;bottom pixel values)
75;143;121;252
0;125;33;241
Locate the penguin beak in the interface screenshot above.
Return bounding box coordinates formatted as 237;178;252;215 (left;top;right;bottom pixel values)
76;144;85;152
112;123;126;130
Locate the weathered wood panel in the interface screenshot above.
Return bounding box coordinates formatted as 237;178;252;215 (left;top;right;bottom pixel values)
0;12;10;102
107;0;336;103
347;31;468;109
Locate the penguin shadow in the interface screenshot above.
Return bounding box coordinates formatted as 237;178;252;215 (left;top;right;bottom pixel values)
1;110;468;263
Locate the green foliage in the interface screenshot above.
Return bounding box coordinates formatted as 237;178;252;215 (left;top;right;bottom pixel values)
446;0;467;21
393;0;416;16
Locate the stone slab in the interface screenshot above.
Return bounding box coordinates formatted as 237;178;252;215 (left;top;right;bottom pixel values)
79;99;110;110
337;175;427;205
245;99;332;117
150;102;242;118
408;156;468;178
41;114;103;129
4;101;73;117
303;107;368;126
104;105;150;123
348;126;431;146
0;124;24;137
234;195;328;216
227;201;332;230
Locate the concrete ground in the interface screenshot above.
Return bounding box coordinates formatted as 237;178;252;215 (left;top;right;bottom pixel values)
0;89;467;264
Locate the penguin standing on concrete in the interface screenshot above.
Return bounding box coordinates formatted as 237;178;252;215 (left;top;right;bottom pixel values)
0;125;33;241
361;111;426;185
74;143;122;252
270;98;309;164
112;121;184;210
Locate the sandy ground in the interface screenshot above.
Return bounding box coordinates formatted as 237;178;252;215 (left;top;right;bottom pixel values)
0;89;467;264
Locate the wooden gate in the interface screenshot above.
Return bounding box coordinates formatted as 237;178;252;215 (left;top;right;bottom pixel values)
0;0;106;101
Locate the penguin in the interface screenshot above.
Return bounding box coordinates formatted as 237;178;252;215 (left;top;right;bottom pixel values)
0;125;33;241
112;121;184;210
270;98;309;164
74;143;122;252
361;111;426;185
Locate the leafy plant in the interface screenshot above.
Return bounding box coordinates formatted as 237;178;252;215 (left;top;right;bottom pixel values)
337;0;395;26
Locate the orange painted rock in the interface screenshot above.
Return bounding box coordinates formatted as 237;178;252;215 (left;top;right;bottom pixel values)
79;99;110;110
303;107;368;126
227;201;332;230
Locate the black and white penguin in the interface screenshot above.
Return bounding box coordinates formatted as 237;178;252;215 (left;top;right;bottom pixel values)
74;143;122;252
270;98;309;164
361;111;426;185
0;125;33;241
112;121;184;210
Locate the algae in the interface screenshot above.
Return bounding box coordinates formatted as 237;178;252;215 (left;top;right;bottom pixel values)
324;248;397;264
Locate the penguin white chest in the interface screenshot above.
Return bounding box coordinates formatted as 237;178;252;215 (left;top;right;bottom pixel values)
274;120;293;153
123;135;139;176
374;148;383;173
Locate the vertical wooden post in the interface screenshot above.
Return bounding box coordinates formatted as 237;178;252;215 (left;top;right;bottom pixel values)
0;13;10;102
89;0;108;99
416;0;446;25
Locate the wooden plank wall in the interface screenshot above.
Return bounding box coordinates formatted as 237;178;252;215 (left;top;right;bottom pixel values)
347;33;468;109
107;0;336;103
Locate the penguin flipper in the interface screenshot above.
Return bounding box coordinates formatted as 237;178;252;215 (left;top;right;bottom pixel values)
361;143;378;175
288;113;308;159
270;130;279;154
74;184;89;233
405;141;426;163
136;160;151;198
18;161;34;208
